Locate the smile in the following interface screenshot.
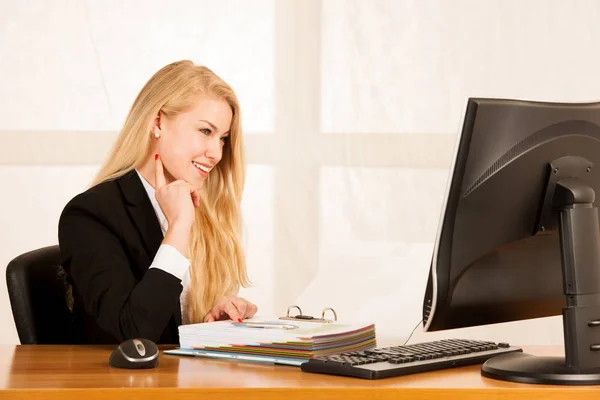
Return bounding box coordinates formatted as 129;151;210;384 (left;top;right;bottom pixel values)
192;161;211;173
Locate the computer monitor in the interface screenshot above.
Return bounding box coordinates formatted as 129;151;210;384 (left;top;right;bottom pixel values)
422;98;600;385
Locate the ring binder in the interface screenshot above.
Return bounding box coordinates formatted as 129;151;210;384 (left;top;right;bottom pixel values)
279;305;338;323
168;310;376;366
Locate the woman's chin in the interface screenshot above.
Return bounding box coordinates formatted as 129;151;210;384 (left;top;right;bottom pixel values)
189;175;205;190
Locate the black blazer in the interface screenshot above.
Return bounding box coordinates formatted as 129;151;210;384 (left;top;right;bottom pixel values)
58;170;183;344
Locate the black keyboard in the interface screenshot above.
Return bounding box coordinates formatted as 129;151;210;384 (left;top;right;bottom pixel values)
301;339;522;379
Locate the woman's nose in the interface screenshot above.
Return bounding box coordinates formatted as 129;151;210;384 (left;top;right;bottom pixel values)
205;137;222;161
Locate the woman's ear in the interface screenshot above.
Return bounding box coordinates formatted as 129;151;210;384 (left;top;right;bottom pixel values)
152;112;162;138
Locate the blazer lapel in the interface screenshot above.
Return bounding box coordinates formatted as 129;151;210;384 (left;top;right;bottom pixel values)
117;170;164;263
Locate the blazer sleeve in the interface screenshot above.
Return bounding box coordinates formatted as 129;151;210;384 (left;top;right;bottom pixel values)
58;196;183;343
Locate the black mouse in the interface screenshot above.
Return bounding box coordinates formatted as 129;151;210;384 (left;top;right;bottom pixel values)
109;338;159;369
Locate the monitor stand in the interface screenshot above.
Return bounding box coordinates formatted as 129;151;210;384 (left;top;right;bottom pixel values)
482;162;600;385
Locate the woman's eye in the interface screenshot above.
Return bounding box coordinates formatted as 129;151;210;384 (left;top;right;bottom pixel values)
200;128;212;135
220;136;229;143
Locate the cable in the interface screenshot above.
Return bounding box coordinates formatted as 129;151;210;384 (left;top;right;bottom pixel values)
402;319;423;346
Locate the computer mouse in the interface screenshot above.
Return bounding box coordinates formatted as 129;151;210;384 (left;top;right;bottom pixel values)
108;338;159;369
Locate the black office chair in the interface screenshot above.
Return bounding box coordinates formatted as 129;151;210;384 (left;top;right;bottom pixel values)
6;245;74;344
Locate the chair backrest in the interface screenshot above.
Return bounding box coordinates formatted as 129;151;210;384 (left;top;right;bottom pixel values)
6;245;73;344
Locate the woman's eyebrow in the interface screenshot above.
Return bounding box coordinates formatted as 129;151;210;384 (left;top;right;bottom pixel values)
198;119;217;130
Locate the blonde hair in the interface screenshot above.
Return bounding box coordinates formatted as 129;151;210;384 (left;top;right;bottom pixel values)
92;60;249;323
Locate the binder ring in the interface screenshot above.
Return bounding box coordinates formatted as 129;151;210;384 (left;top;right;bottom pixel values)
321;307;337;322
280;305;338;322
286;305;302;318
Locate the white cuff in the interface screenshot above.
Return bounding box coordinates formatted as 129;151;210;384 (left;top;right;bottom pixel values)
149;244;190;281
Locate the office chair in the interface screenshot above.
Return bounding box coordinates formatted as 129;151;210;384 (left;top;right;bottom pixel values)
6;245;74;344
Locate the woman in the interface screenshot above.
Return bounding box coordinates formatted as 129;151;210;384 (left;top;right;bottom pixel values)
58;60;258;344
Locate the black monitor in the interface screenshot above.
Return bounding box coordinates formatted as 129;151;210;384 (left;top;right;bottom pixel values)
422;98;600;385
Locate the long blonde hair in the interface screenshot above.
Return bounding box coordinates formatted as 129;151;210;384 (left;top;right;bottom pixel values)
92;60;249;323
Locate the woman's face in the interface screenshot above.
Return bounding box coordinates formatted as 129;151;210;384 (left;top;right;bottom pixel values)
153;94;232;189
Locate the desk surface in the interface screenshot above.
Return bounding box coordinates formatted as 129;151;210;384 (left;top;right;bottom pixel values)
0;344;598;399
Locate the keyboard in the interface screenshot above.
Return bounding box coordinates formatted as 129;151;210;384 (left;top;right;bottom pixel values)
300;339;522;379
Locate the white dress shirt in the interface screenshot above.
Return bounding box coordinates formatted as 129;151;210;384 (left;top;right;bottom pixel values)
136;170;192;325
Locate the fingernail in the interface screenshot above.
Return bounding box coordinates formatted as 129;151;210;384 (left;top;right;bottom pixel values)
155;154;159;160
237;318;242;323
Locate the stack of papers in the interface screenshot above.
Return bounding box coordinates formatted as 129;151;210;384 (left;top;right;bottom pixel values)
165;317;376;366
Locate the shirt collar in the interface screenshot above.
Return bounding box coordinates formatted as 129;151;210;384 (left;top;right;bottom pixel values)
135;169;168;235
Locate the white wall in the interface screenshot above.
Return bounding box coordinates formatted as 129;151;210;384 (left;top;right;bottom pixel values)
1;0;600;346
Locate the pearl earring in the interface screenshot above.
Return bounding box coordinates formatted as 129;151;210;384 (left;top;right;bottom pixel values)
154;132;160;139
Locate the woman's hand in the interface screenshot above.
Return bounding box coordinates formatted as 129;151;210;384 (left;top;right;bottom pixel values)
204;296;258;322
155;154;199;228
155;154;199;257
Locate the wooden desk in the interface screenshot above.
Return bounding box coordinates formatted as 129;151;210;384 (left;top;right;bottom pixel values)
0;345;598;399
